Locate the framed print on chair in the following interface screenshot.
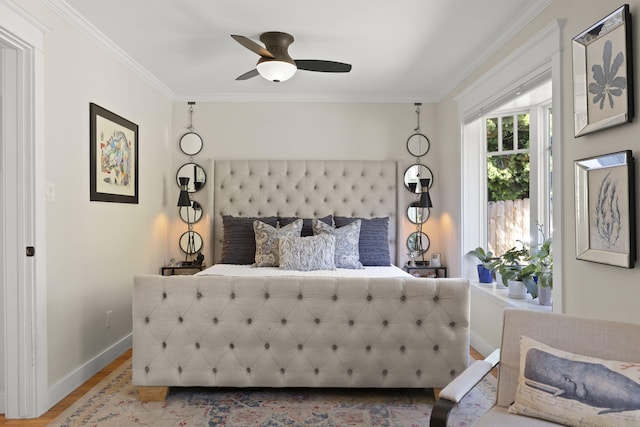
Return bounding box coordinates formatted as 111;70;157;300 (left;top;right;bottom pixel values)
572;4;634;137
574;150;635;268
89;103;139;204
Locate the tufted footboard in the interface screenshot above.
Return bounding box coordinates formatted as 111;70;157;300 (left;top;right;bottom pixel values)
133;274;470;398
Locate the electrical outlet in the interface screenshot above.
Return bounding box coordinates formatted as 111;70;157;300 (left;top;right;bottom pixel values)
106;310;112;329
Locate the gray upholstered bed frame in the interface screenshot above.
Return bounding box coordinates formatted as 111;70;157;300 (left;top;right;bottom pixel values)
212;160;400;264
132;160;470;401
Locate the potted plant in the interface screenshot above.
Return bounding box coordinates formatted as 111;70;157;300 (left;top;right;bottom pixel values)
529;227;553;305
468;247;497;284
495;241;538;299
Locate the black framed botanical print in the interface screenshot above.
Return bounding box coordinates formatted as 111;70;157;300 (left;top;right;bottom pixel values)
572;4;634;137
574;150;635;268
89;103;139;204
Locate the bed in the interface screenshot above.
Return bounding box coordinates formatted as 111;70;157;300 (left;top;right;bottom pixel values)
132;160;470;400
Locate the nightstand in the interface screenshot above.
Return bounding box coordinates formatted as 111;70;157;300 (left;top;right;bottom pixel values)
404;263;448;278
161;264;205;276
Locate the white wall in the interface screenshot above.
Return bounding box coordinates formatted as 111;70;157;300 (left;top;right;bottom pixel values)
437;0;640;325
17;0;173;392
168;102;442;267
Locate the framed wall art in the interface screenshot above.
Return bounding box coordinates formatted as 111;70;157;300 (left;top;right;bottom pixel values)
572;4;634;137
90;103;139;204
574;150;635;268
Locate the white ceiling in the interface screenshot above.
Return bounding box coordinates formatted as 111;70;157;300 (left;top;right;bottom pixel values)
59;0;552;103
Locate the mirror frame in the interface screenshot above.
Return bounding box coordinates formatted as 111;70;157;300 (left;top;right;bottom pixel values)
406;133;430;157
179;132;203;156
179;231;203;254
406;231;430;255
176;163;206;193
179;200;203;224
403;164;434;191
407;203;430;224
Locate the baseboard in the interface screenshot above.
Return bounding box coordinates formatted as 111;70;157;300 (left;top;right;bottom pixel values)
47;334;132;410
470;330;496;358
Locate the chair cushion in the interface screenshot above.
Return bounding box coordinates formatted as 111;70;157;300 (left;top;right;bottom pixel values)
476;406;562;426
508;335;640;426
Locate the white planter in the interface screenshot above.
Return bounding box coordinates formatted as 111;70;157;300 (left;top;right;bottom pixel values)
538;285;552;306
507;280;528;299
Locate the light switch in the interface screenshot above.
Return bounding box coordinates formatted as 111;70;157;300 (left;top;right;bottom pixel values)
45;181;55;203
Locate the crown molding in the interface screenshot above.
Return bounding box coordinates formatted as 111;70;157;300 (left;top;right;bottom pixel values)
434;0;554;101
42;0;175;100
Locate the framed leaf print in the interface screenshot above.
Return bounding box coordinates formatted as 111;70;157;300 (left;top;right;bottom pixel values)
574;150;635;268
572;4;634;137
90;103;139;204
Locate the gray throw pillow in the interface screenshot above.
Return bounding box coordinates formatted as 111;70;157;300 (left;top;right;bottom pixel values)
312;219;363;269
334;216;391;266
221;215;278;264
254;219;303;267
279;234;336;271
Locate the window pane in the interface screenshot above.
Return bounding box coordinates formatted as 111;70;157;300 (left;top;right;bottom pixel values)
487;153;530;256
486;117;498;152
502;116;514;150
517;113;530;149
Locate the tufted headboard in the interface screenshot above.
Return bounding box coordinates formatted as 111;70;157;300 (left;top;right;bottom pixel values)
213;160;399;264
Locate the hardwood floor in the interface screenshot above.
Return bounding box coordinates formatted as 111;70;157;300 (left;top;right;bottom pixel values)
0;346;492;424
0;349;132;426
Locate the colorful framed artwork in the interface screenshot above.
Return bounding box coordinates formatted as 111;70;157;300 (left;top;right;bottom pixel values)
574;150;635;268
90;103;139;203
572;4;634;137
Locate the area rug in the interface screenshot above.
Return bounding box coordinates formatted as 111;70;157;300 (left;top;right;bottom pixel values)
49;359;496;426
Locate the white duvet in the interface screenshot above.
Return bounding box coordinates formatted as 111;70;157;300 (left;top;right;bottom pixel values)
197;263;413;278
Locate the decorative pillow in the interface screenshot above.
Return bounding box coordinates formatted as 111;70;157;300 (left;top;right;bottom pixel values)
253;219;303;267
221;215;278;264
279;234;336;271
334;216;391;266
279;215;333;237
508;335;640;426
312;219;363;269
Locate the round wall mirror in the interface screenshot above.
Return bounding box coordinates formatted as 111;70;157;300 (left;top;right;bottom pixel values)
176;163;206;192
179;132;203;156
406;231;430;255
179;201;203;224
179;231;203;254
406;133;430;157
407;204;430;224
403;164;434;191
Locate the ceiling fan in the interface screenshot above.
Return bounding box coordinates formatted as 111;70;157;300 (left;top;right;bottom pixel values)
231;31;352;82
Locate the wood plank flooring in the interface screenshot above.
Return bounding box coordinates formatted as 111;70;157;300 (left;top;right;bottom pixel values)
0;346;491;425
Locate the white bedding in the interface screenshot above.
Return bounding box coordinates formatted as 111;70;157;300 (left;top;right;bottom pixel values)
197;263;413;278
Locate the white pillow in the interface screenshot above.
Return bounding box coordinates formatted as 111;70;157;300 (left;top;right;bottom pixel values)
312;219;363;269
279;234;336;271
509;335;640;426
253;219;302;267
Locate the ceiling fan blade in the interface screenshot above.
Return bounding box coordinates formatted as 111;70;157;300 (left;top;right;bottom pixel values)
235;69;260;81
231;35;275;59
295;60;352;73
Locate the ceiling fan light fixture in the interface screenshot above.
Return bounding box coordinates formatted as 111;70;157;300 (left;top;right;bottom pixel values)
256;59;297;82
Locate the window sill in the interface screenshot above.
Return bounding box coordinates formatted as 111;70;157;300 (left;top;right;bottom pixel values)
470;281;552;313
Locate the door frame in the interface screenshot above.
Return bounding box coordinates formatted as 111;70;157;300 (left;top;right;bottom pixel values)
0;1;48;417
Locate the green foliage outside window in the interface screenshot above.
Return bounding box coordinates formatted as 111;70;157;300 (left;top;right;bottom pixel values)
486;114;530;202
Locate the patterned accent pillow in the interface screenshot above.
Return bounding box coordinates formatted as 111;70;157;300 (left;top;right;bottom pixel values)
279;215;333;237
279;234;336;271
221;215;278;264
312;219;363;269
253;219;303;267
334;216;390;266
509;335;640;426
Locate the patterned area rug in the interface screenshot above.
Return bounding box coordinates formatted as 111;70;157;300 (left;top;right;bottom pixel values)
49;359;496;426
